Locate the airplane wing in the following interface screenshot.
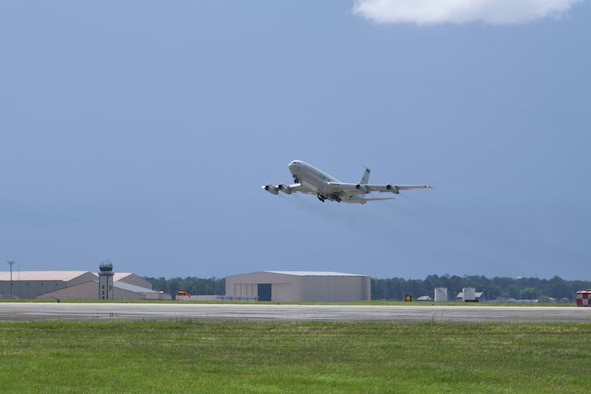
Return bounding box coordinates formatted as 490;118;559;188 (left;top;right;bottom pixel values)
324;182;363;194
262;183;316;195
367;184;433;194
286;183;316;194
325;182;432;195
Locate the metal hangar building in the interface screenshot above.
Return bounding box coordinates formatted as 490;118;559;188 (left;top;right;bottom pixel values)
0;271;171;300
225;271;371;302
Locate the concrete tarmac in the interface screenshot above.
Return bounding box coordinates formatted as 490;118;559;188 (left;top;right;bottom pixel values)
1;303;590;323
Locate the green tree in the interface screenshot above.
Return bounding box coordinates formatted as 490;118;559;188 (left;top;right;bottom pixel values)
518;287;537;300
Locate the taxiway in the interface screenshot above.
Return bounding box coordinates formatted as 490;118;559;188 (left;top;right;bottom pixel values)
0;303;590;323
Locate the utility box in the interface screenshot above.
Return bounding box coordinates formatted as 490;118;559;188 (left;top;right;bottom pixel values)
576;290;591;307
434;287;448;302
462;287;476;302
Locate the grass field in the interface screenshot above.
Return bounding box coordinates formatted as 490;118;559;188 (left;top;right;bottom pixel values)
1;320;590;393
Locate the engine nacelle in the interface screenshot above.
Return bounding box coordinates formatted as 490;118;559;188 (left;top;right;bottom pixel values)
386;184;400;194
278;184;292;194
263;184;279;195
355;184;368;193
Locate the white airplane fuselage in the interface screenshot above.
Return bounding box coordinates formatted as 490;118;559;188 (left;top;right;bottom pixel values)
288;160;338;191
287;160;366;203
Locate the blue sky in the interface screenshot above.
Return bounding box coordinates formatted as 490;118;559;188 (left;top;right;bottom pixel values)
1;1;590;280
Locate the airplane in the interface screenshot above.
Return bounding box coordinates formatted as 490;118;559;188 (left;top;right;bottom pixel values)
262;160;432;204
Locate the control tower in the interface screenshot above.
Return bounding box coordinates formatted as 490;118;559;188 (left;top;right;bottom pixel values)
98;261;114;300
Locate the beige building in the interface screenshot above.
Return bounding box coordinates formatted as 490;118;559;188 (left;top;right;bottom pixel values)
0;271;171;300
226;271;371;302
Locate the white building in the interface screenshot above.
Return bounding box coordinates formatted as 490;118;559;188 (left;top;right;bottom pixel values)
434;287;448;302
456;287;484;302
225;271;371;302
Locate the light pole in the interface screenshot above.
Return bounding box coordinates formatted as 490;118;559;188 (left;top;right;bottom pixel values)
7;260;15;299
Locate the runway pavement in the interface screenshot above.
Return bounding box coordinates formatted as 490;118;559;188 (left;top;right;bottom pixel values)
1;302;590;323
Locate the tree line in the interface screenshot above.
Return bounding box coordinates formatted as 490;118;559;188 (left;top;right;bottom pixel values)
144;275;591;302
371;275;591;302
144;276;225;297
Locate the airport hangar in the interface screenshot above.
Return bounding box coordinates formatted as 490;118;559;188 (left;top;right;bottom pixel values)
225;271;371;302
0;271;171;300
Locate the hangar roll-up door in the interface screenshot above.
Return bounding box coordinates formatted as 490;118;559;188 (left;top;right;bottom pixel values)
258;283;272;301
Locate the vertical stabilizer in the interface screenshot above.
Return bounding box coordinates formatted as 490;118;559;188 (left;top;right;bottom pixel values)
359;167;371;185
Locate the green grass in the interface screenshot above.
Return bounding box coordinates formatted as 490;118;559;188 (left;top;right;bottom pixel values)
1;320;590;393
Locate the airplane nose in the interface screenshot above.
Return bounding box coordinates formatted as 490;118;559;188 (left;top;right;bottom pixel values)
288;160;300;176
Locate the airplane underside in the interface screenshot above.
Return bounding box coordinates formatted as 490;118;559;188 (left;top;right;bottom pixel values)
317;193;342;203
316;193;363;204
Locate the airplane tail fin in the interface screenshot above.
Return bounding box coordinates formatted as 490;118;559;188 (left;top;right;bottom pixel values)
359;167;370;185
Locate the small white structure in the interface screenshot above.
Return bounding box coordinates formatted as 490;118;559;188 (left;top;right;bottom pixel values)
226;271;371;302
463;287;476;301
434;287;448;302
456;288;484;302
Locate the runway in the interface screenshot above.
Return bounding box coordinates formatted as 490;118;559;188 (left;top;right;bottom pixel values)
1;303;590;323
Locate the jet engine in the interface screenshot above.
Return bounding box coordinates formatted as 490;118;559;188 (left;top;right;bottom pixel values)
355;184;368;193
278;184;292;194
263;184;279;195
386;184;400;194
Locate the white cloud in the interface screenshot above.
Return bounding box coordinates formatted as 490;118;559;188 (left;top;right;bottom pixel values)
352;0;585;25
